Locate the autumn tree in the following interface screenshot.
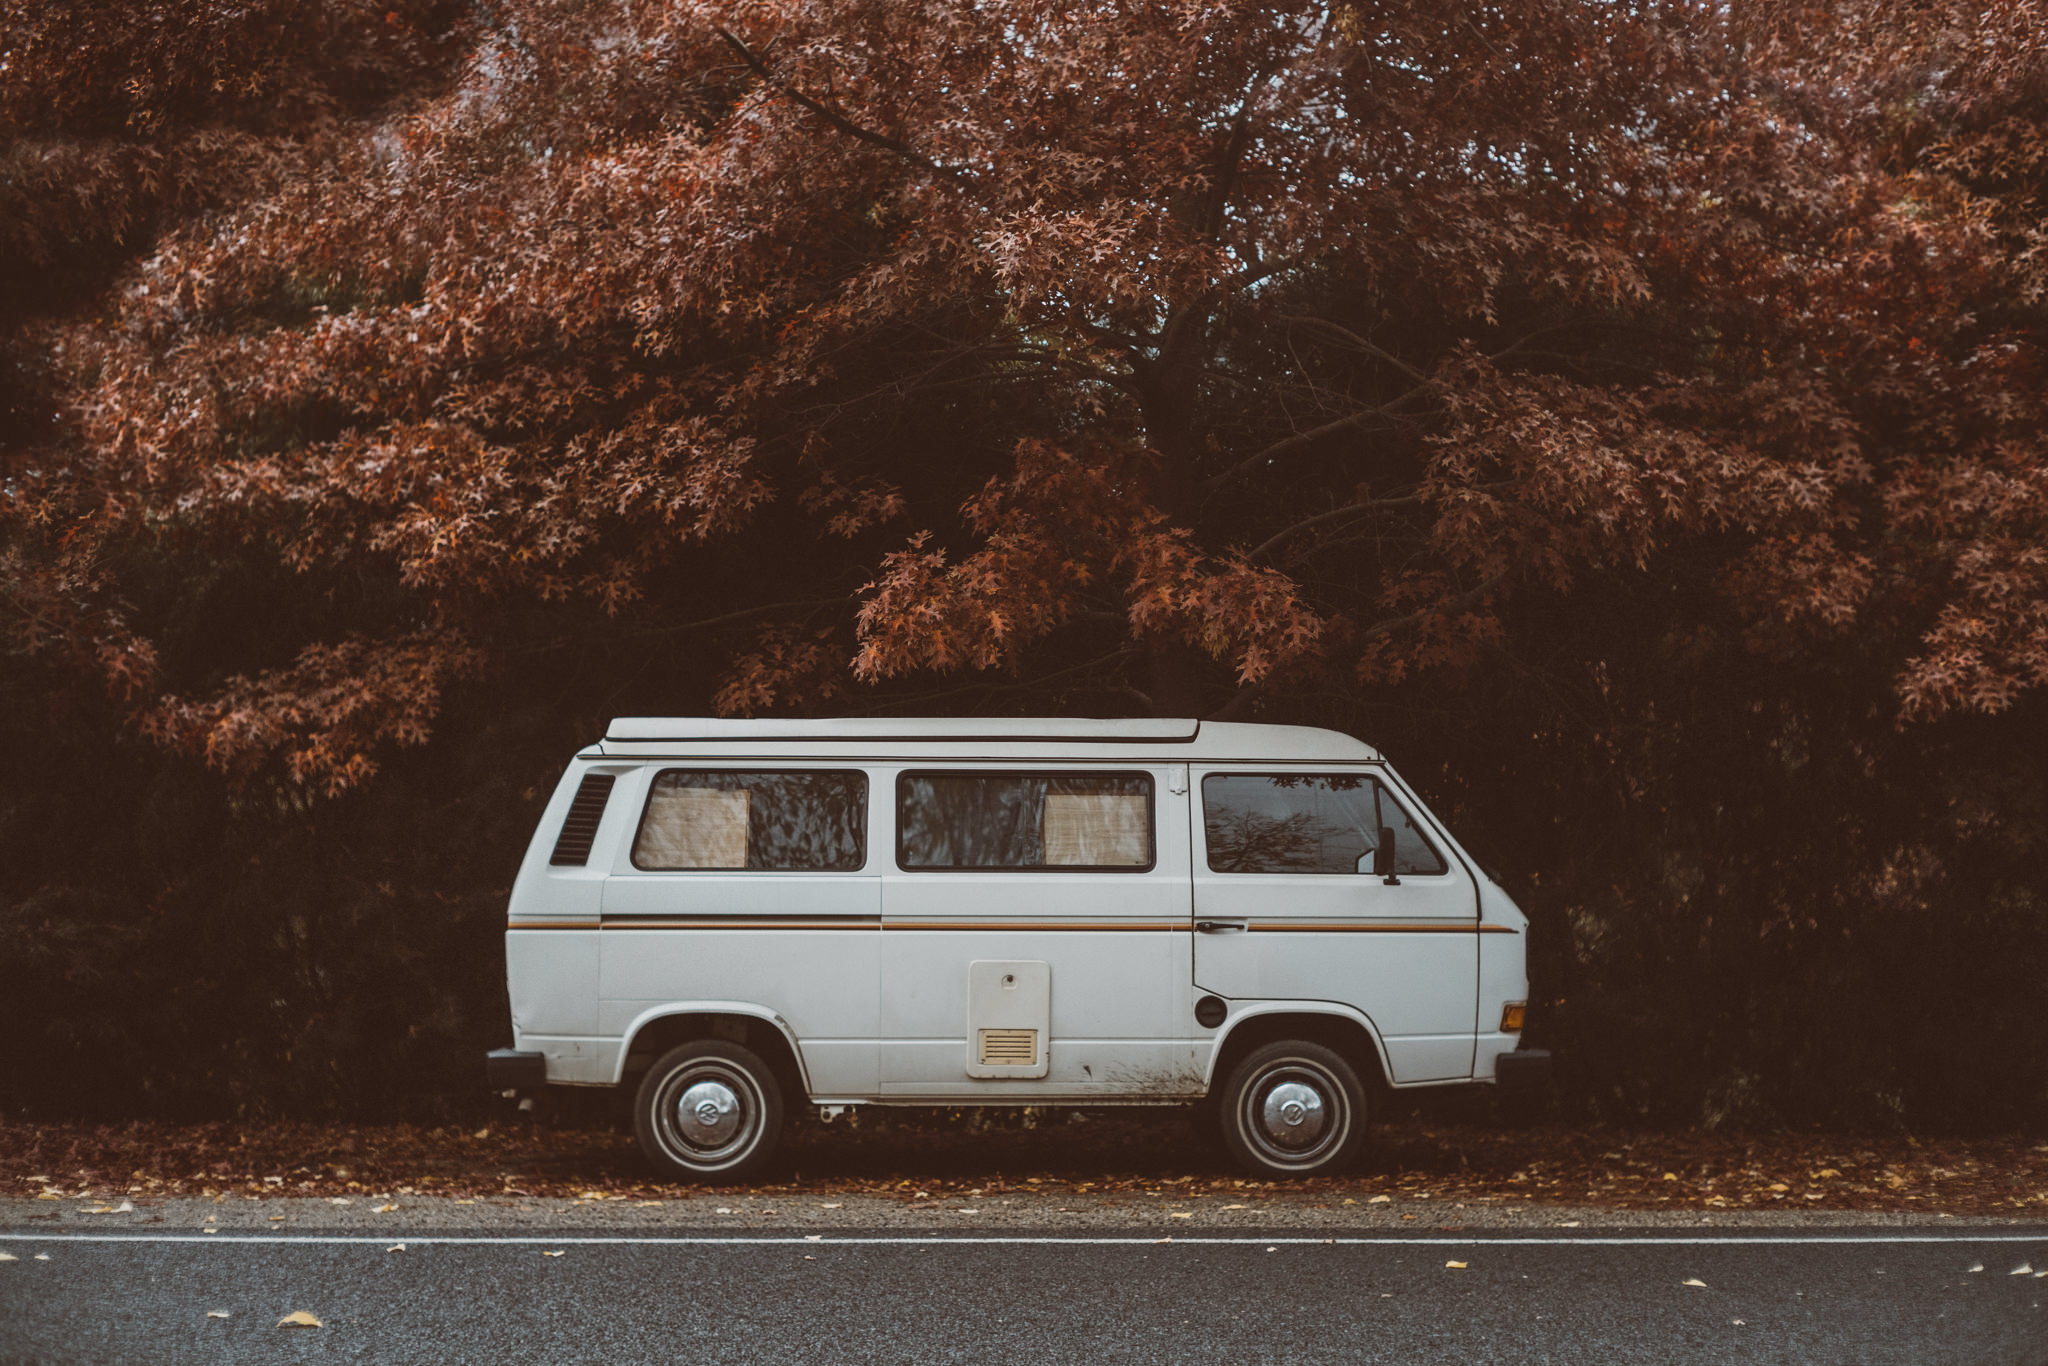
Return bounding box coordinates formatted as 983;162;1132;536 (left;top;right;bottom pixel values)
4;0;2047;1127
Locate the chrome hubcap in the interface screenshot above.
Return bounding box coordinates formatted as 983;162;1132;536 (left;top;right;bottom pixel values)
674;1080;742;1147
1259;1080;1327;1148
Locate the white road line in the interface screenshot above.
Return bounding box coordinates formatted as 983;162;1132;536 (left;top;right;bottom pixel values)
0;1231;2043;1247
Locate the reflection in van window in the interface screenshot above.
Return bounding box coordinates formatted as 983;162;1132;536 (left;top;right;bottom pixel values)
898;773;1153;870
1202;774;1447;875
632;770;866;871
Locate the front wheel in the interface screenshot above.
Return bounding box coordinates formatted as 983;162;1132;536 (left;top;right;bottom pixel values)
1215;1040;1367;1178
634;1040;784;1181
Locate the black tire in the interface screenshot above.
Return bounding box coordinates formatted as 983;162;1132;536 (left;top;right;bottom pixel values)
1215;1040;1367;1178
634;1040;785;1181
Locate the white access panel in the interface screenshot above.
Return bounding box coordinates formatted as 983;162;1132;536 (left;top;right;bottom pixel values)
966;960;1051;1078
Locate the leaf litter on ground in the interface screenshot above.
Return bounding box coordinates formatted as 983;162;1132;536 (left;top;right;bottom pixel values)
1;1111;2044;1214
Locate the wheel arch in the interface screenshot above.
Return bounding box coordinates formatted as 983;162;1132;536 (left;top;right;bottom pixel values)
1205;1004;1392;1097
615;1003;810;1103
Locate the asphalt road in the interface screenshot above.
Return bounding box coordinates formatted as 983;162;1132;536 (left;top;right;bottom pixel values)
3;1225;2045;1365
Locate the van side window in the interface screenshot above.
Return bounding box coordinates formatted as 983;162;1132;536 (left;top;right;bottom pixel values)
1202;774;1447;876
898;772;1154;871
632;770;867;871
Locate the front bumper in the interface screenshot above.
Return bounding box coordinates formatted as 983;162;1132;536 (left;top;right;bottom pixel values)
485;1048;548;1090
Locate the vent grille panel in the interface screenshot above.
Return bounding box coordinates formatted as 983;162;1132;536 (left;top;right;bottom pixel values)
979;1028;1038;1066
549;774;617;866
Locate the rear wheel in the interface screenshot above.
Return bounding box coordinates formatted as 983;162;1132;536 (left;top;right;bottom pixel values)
1215;1040;1367;1178
634;1040;784;1181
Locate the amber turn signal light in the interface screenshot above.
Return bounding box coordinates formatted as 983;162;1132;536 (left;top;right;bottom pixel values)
1499;1002;1527;1033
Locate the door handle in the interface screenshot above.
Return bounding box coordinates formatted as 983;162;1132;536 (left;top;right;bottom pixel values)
1195;919;1248;934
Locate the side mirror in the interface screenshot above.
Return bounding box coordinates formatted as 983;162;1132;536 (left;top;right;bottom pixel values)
1373;828;1400;885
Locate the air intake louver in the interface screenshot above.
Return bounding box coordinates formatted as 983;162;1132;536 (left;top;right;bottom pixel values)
549;774;616;866
979;1028;1038;1066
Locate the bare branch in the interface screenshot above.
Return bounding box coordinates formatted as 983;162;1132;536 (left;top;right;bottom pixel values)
512;598;849;655
1199;389;1430;497
715;27;960;181
1244;493;1426;564
1282;315;1435;386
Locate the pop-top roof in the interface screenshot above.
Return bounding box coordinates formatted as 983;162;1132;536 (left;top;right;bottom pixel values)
595;717;1379;762
605;717;1196;743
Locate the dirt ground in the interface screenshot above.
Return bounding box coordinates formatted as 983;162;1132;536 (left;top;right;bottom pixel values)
6;1108;2045;1215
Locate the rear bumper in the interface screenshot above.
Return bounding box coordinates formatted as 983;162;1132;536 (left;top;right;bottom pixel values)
1494;1048;1553;1091
485;1048;548;1091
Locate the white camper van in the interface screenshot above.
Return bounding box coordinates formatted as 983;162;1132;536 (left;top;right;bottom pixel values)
488;718;1549;1179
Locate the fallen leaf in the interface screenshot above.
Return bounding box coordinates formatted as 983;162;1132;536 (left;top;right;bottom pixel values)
715;1207;734;1215
1170;1212;1193;1219
1683;1278;1708;1288
803;1235;823;1242
635;1201;661;1208
1266;1246;1278;1253
820;1203;841;1209
208;1311;230;1319
1968;1263;1984;1272
1445;1261;1468;1269
542;1250;565;1257
0;1253;16;1262
2012;1263;2034;1276
34;1255;50;1261
1558;1221;1582;1228
374;1203;397;1213
1221;1204;1248;1210
803;1255;815;1261
386;1244;406;1253
269;1215;286;1222
1368;1195;1392;1204
1731;1318;1747;1326
276;1311;322;1329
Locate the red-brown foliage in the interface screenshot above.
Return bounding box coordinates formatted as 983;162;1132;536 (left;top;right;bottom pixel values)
5;1;2048;1132
6;1;2046;784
